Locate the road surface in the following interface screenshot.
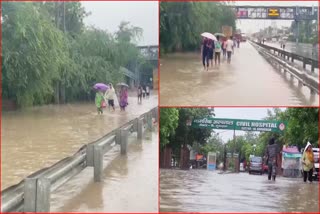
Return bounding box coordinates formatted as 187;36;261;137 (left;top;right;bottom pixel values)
50;129;158;212
1;92;158;190
160;169;319;212
160;43;318;106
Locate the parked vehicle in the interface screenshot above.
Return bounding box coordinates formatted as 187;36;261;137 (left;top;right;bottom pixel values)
312;148;319;180
249;156;263;175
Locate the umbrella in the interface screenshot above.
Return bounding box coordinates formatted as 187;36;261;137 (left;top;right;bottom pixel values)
214;33;226;37
116;82;129;88
93;83;109;91
304;142;312;153
201;32;217;41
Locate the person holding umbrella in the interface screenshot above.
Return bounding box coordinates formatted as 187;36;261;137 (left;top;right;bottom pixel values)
301;142;315;183
201;37;210;71
214;36;222;67
119;86;128;111
93;83;108;115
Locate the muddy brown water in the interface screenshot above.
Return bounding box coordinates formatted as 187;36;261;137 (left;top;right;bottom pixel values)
160;169;319;212
160;43;318;106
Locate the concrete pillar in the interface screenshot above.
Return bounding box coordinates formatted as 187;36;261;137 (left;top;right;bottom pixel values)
24;178;37;212
147;111;153;131
36;178;50;212
115;128;121;145
24;178;51;212
120;128;128;155
86;144;94;167
138;118;143;140
94;145;103;182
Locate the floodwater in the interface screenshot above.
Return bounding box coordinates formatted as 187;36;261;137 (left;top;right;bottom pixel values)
265;41;318;61
50;129;158;212
1;93;158;190
160;169;319;212
160;42;318;106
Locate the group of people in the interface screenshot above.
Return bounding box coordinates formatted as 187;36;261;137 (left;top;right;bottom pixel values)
264;138;316;183
201;35;239;71
137;85;150;104
95;83;128;114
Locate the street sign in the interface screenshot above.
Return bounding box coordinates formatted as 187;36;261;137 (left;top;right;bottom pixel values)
191;118;287;132
268;8;280;18
237;10;248;18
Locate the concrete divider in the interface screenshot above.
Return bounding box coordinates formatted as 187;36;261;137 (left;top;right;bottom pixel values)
1;107;158;213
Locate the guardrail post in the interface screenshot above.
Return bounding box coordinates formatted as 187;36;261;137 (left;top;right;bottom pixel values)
311;62;315;73
138;117;143;140
120;128;128;155
133;118;138;132
94;144;103;182
115;128;121;144
86;144;94;167
154;107;159;123
147;111;153;131
36;178;50;212
24;178;37;212
303;59;306;69
24;177;51;212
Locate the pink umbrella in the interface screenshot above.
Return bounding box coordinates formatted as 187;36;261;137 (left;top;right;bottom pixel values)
93;83;109;91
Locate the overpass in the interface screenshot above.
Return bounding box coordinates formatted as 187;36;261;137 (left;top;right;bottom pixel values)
121;45;158;87
234;6;318;20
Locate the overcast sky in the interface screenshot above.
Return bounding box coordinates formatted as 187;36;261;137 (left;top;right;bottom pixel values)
212;108;286;143
235;1;318;34
81;1;158;46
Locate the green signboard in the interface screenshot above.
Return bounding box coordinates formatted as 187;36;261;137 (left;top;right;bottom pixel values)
191;118;287;132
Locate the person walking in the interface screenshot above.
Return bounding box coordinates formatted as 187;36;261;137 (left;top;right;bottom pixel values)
201;37;210;71
208;39;215;68
95;90;104;115
214;36;222;67
226;36;234;64
146;85;150;98
222;39;227;59
302;142;315;183
137;85;143;104
265;137;280;181
104;83;116;111
119;87;128;111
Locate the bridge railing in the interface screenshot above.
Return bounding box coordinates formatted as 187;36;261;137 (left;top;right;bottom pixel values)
1;107;158;213
251;40;319;73
250;41;318;95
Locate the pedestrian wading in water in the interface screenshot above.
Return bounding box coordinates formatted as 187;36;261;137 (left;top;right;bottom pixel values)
95;90;105;115
302;142;315;183
265;137;279;181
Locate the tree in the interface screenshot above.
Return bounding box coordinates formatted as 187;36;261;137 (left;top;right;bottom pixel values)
160;2;236;53
160;108;179;149
2;2;68;106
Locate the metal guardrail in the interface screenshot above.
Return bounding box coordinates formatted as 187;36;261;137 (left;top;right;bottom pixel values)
250;41;319;95
1;107;158;213
251;40;319;72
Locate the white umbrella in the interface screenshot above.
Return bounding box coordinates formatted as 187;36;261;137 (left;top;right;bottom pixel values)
201;32;217;41
304;142;312;152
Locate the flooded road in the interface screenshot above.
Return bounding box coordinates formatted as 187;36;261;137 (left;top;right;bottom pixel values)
265;41;318;61
50;129;158;212
1;93;157;190
160;169;319;212
160;42;318;106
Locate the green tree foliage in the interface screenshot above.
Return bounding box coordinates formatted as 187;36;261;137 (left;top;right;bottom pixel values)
160;108;179;149
2;2;68;106
160;2;236;53
2;2;148;107
289;20;318;44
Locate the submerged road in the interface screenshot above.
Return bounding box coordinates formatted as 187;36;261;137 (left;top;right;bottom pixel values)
1;92;157;190
160;169;319;212
160;43;318;106
50;130;158;212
